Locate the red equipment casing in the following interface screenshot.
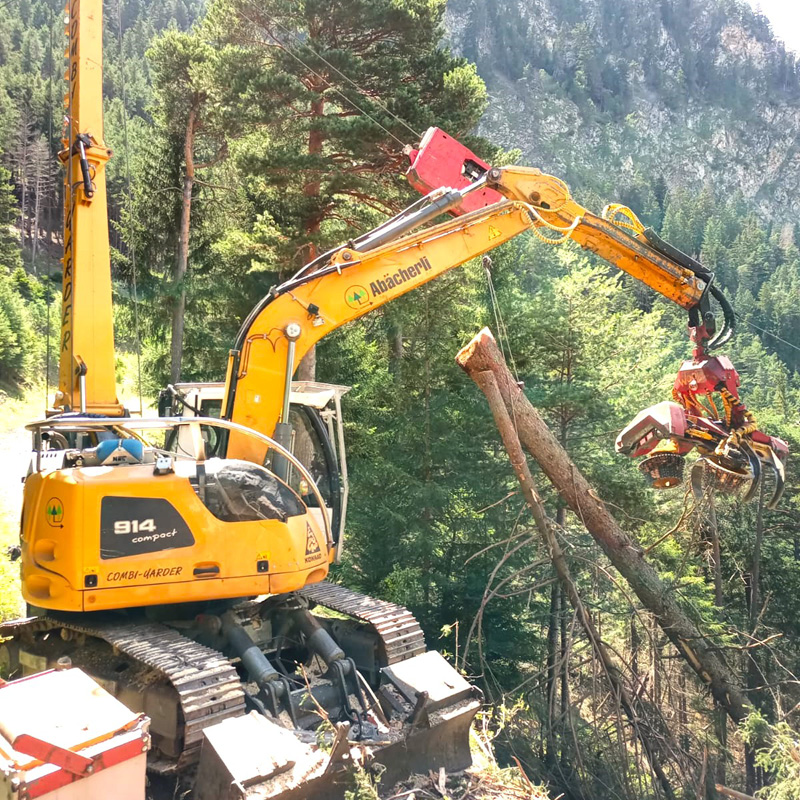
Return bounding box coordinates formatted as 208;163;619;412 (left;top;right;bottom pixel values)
405;128;503;215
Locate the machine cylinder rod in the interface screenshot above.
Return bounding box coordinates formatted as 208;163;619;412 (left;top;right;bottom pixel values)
291;607;347;668
272;328;299;482
221;612;282;688
280;338;296;425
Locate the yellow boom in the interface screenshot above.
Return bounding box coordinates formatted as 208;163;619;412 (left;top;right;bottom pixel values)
57;0;122;416
223;166;708;463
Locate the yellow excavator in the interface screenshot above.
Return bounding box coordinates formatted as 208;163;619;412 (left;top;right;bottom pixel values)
1;2;787;797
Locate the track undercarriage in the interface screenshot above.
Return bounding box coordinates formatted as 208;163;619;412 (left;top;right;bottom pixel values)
0;583;480;798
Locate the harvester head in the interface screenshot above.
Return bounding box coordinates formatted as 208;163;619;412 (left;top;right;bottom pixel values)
691;455;756;499
617;399;788;508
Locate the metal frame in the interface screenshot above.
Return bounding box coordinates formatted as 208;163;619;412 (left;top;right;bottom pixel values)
157;379;351;553
26;415;333;548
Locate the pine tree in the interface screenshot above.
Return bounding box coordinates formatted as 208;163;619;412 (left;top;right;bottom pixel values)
147;29;227;383
196;0;488;381
0;164;21;272
204;0;488;269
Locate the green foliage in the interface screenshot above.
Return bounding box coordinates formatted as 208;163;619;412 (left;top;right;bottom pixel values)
0;166;21;272
200;0;489;268
0;170;48;380
344;768;380;800
0;278;29;377
741;711;800;800
2;1;800;796
0;265;57;382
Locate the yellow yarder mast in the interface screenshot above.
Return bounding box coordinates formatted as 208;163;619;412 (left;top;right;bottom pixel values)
56;0;122;415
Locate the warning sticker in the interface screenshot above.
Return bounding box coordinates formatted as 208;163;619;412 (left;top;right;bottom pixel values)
488;225;502;240
304;522;322;562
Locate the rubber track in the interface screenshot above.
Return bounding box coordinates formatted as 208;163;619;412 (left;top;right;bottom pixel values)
297;582;426;665
0;616;245;769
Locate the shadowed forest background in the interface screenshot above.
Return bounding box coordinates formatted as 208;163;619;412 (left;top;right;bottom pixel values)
1;0;800;797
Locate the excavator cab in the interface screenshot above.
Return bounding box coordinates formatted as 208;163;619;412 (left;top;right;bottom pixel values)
158;380;351;554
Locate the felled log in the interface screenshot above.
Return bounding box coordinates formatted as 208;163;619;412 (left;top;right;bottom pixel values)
715;785;756;800
456;327;749;725
472;368;677;799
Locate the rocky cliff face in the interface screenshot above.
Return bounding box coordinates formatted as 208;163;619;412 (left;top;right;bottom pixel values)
444;0;800;219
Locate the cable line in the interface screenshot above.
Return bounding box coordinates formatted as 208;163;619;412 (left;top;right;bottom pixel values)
483;256;521;385
235;2;411;148
737;314;800;355
248;2;422;141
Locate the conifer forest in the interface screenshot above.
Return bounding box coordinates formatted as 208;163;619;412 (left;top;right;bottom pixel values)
1;0;800;798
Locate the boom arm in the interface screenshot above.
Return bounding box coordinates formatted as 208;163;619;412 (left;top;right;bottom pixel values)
224;165;726;463
57;0;122;415
487;168;706;311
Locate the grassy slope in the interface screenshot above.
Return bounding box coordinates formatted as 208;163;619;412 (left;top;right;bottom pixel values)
0;385;43;619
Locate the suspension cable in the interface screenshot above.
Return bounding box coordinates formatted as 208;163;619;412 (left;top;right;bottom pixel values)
737;315;800;355
235;2;410;149
483;256;521;386
244;0;422;141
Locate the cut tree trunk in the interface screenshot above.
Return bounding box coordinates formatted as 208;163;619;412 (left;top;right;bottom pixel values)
708;492;723;607
31;170;40;272
456;328;750;725
296;346;316;382
295;93;325;383
544;579;559;769
170;105;197;385
745;482;768;794
471;367;678;799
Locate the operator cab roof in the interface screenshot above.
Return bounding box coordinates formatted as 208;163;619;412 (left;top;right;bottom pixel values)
172;380;351;410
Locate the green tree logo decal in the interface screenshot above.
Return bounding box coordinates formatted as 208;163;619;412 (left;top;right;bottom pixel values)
46;498;64;526
345;285;370;310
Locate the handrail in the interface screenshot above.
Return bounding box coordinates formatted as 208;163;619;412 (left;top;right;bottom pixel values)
27;415;333;548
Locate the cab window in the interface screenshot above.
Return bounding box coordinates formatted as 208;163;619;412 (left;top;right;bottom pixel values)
200;399;222;418
264;408;333;508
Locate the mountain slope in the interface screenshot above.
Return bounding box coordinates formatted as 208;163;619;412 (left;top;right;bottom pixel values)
445;0;800;221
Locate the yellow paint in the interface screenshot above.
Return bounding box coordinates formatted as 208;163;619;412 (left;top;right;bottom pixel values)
227;166;705;463
57;0;121;415
21;465;329;611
